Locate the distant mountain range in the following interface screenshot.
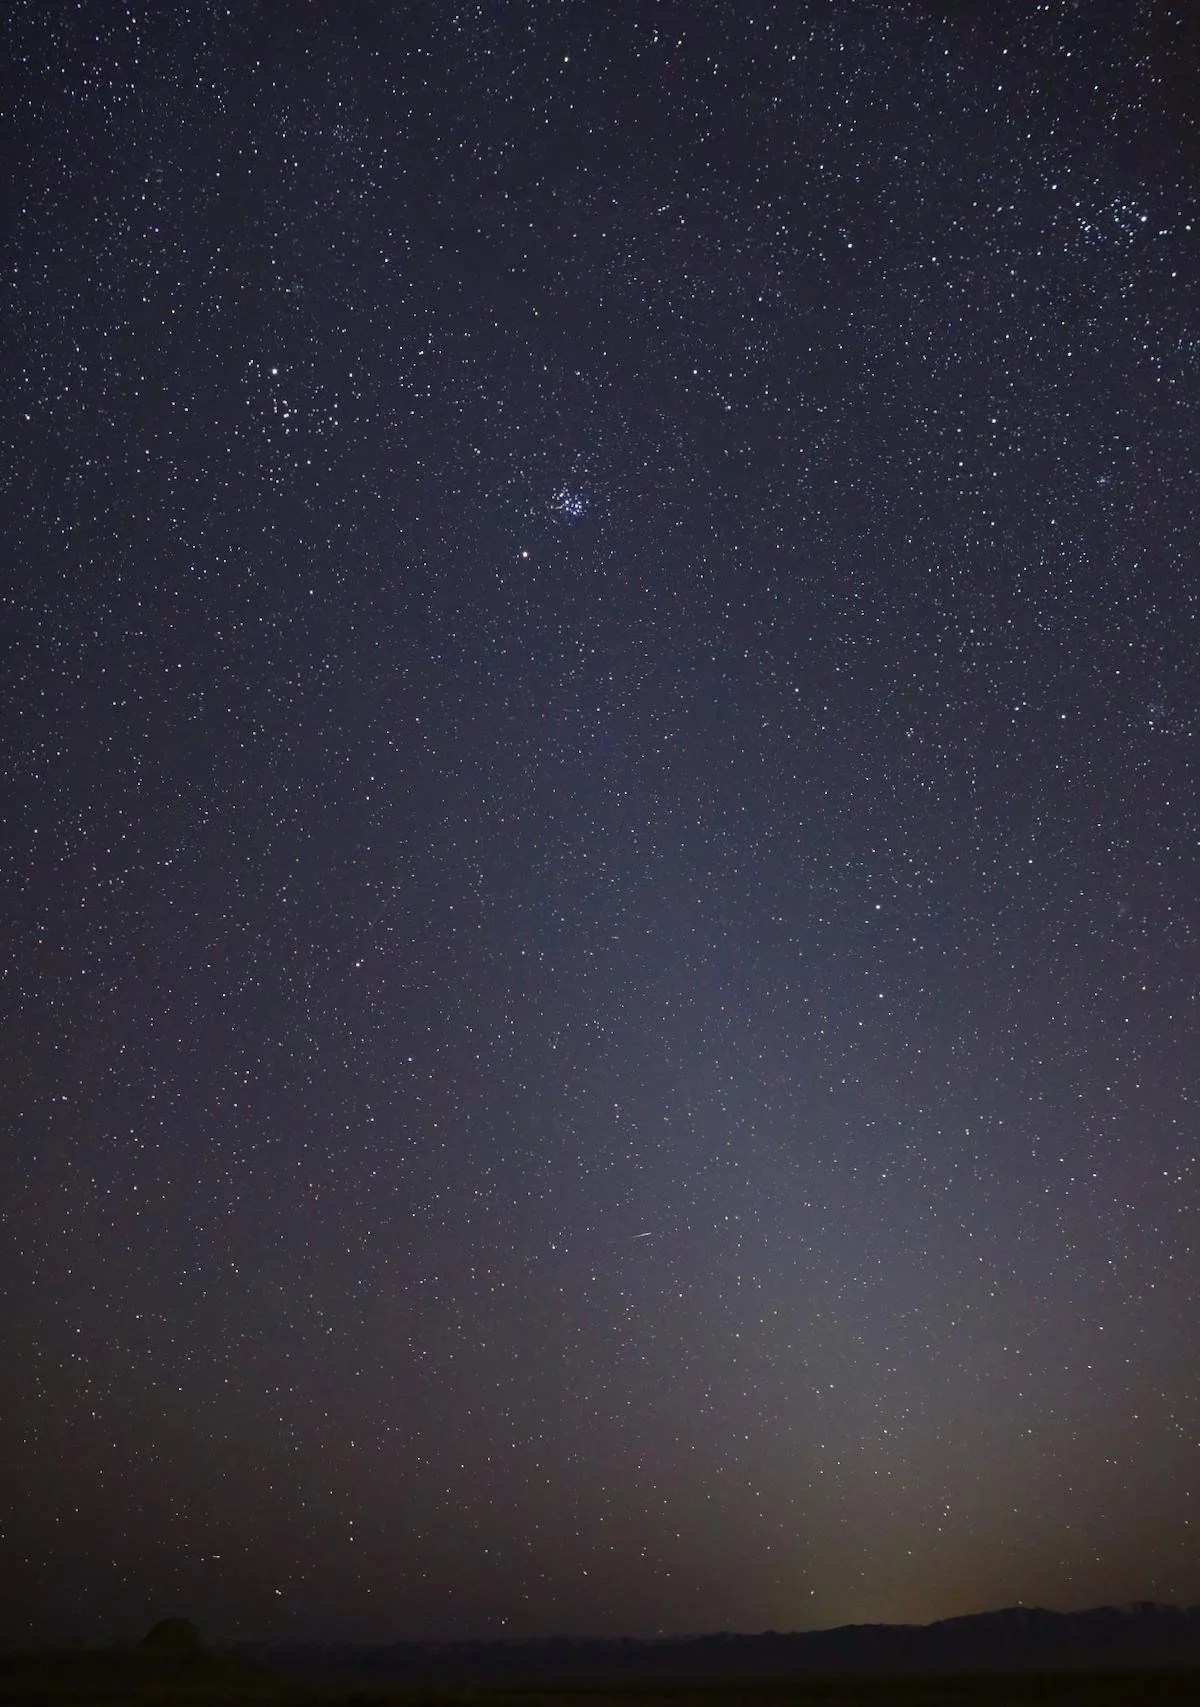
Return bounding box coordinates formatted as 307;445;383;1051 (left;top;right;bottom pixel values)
243;1601;1200;1678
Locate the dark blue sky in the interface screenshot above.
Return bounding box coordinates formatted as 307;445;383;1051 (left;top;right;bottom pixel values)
2;0;1198;1645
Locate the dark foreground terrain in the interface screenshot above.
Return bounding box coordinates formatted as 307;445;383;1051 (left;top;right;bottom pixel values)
2;1651;1200;1707
5;1610;1200;1706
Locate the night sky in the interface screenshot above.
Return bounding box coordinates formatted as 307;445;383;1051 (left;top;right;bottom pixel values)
3;0;1199;1649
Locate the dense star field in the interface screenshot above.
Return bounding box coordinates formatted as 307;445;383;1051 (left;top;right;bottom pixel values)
2;0;1198;1649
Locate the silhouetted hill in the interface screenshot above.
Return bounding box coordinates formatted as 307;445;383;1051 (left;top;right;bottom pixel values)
242;1601;1200;1681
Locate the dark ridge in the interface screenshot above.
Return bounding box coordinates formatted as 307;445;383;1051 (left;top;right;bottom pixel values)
237;1602;1200;1680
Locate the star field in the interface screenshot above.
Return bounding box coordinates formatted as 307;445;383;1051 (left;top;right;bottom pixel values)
2;0;1198;1648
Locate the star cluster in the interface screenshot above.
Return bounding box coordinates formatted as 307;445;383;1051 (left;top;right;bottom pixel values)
2;0;1198;1647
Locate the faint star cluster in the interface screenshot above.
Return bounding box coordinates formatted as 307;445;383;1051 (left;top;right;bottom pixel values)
551;485;589;520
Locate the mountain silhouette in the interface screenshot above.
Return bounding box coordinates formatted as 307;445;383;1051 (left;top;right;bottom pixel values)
245;1602;1200;1680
